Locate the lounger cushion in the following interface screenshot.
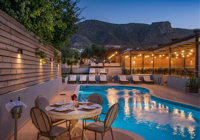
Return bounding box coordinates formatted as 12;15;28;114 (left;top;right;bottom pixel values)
84;122;110;133
133;76;141;81
69;76;76;81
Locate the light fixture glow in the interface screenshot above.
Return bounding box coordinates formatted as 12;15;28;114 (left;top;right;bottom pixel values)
191;50;193;52
175;52;177;54
182;50;184;52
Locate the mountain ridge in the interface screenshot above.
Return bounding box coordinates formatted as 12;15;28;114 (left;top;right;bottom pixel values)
70;20;194;49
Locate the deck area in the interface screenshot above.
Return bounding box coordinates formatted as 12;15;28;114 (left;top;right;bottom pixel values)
9;83;199;140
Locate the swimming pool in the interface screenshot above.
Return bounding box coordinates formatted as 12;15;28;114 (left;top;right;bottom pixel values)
78;85;200;140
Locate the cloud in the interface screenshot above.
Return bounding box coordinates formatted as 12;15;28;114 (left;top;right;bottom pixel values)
102;16;110;23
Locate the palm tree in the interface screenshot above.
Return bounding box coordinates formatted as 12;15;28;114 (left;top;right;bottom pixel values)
66;58;78;73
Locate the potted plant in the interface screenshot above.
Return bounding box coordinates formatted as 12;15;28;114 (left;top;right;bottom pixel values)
185;77;200;93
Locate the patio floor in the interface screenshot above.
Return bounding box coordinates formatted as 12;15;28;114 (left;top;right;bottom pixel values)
9;83;199;140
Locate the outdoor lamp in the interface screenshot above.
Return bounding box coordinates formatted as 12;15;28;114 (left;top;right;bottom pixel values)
18;48;23;54
50;58;54;62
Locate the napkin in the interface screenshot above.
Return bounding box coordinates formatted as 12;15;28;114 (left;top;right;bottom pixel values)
5;101;27;112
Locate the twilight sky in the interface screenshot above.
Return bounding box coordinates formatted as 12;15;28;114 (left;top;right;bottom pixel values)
77;0;200;29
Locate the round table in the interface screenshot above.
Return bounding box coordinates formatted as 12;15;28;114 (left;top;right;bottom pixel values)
45;104;102;140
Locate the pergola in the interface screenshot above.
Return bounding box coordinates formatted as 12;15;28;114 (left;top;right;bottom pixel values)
123;30;200;77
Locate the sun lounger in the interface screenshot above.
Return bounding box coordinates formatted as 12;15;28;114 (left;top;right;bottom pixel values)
88;75;96;84
132;76;141;84
110;63;115;66
100;68;107;75
119;76;129;84
115;63;121;66
143;76;154;84
104;63;110;67
91;63;96;67
89;68;96;75
79;75;87;84
100;75;107;84
68;75;76;84
97;63;103;68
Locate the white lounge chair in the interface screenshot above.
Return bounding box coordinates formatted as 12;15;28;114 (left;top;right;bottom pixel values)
89;68;96;75
110;63;115;66
89;75;96;84
100;68;107;75
100;75;107;84
79;75;87;83
104;63;110;67
132;76;141;84
115;63;121;66
143;76;154;84
119;76;129;84
97;63;103;68
69;75;76;84
91;63;96;67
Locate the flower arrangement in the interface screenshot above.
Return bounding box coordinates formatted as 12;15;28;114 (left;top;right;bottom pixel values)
71;94;77;101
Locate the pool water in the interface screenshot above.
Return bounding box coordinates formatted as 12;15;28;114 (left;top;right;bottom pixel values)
78;85;200;140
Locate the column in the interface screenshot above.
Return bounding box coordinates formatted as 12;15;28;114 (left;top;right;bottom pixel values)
153;52;154;74
142;54;144;74
168;46;171;75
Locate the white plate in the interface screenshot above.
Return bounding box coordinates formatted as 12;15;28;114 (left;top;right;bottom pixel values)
79;102;90;104
91;104;102;108
55;107;68;111
82;106;96;110
54;102;64;106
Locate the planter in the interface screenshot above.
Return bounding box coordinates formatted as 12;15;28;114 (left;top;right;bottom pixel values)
185;87;198;93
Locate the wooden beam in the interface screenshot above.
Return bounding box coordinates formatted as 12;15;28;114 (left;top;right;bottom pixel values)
168;46;171;75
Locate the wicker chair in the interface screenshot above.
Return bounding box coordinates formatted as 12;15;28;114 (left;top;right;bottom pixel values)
35;95;67;126
83;93;104;126
82;103;120;140
30;107;71;140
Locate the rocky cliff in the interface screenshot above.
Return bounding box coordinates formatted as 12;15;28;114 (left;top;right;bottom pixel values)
70;20;193;49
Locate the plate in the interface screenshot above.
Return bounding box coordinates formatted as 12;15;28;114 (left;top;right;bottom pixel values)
79;102;90;104
82;106;96;110
55;107;68;112
54;102;64;106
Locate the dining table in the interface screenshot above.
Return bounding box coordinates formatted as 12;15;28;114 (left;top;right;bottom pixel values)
45;102;102;140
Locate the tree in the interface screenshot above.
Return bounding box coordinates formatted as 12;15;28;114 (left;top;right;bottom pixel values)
81;44;107;62
0;0;83;50
66;58;78;73
61;43;80;63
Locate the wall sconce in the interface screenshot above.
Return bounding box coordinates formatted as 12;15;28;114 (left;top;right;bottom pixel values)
18;48;23;54
133;61;135;63
50;58;54;62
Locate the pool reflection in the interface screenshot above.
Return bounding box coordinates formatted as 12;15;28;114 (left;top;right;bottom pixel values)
105;89;198;139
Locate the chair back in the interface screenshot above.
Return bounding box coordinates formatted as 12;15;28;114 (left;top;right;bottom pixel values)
90;68;95;73
133;76;139;81
120;76;126;81
100;68;105;73
98;63;103;66
143;76;150;81
91;63;96;67
104;103;119;128
87;93;103;105
80;75;86;81
35;95;49;110
89;75;95;81
30;107;51;133
100;75;107;81
70;75;76;81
